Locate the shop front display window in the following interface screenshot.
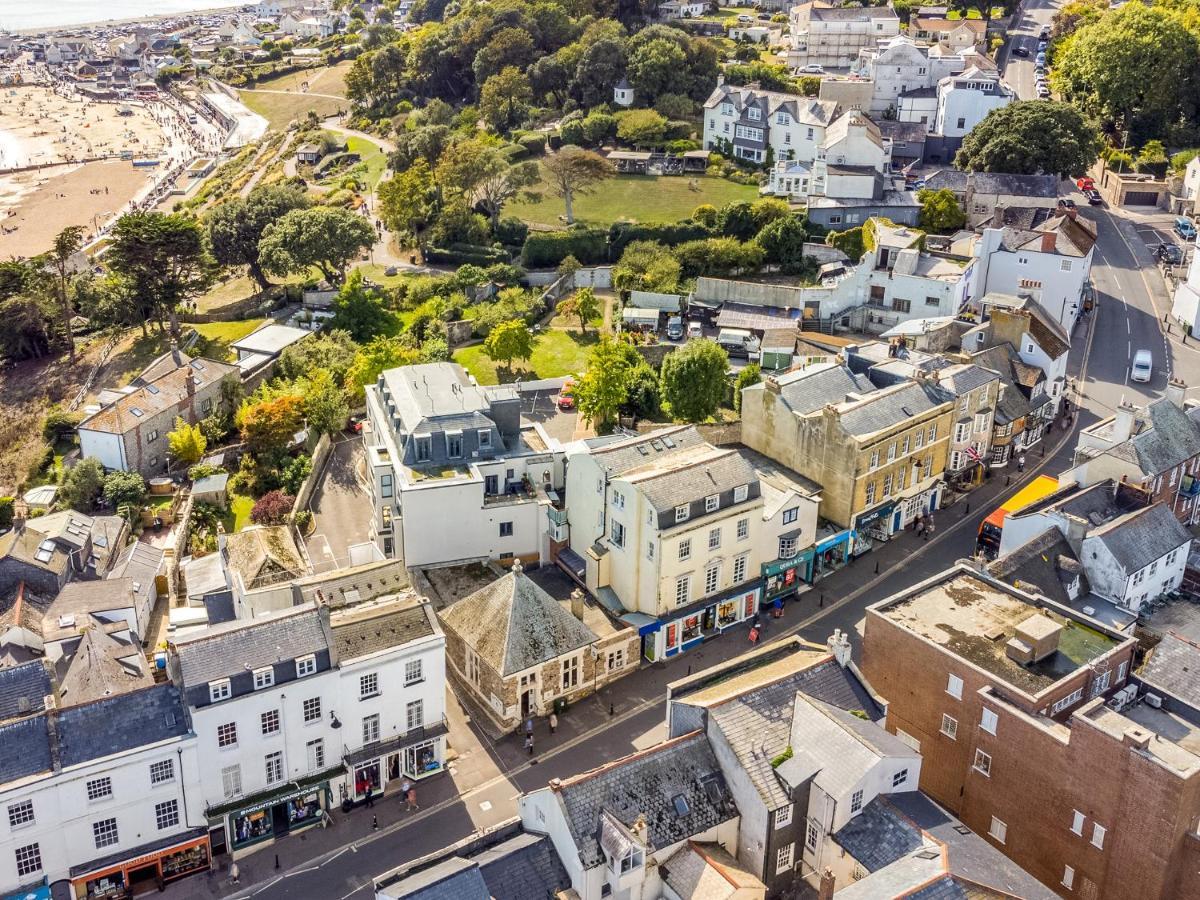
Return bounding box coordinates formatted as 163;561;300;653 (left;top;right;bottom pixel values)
355;762;381;797
287;793;322;828
681;615;702;643
404;740;442;778
717;600;738;627
233;810;273;847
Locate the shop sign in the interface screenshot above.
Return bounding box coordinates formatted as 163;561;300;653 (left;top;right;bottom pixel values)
854;503;894;530
235;784;322;817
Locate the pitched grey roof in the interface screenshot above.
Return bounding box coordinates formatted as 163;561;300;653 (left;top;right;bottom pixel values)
839;381;953;437
56;683;189;768
1106;400;1200;476
703;84;837;127
705;658;884;810
56;628;152;707
937;363;998;397
632;449;759;515
1140;633;1200;708
0;660;51;723
1090;503;1191;574
108;541;164;594
173;604;328;686
379;362;494;435
555;731;736;868
924;170;1058;198
835;797;926;872
811;4;897;19
0;716;53;783
384;858;489;900
987;528;1087;607
439;566;597;677
474;831;572;900
331;599;434;662
589;425;705;476
42;578;139;643
773;365;876;416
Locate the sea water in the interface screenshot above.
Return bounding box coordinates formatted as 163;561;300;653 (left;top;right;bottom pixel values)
0;0;243;32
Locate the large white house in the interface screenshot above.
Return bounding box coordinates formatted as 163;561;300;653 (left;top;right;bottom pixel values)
0;668;209;897
703;83;838;165
363;362;565;568
851;35;988;116
787;2;901;70
932;67;1015;138
169;596;445;858
560;426;820;664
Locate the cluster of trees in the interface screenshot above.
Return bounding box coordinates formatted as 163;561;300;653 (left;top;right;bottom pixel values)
955;101;1100;177
611;198;811;293
573;336;729;430
57;459;148;515
347;0;718;130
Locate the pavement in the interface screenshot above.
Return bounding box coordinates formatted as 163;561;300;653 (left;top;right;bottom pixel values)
305;436;374;573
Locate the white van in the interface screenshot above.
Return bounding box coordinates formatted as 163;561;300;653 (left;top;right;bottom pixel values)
717;328;761;359
1131;349;1152;383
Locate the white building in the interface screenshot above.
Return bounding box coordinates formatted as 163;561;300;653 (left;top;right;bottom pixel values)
169;596;445;857
363;362;564;568
787;2;901;70
1181;156;1200;211
560;426;819;663
518;731;742;900
0;668;210;896
933;67;1015;139
768;109;891;201
1171;239;1200;333
703;83;838;165
1079;503;1191;612
965;296;1071;418
850;36;983;116
969;209;1097;333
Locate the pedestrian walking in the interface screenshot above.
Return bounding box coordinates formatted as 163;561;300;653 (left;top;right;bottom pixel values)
772;597;784;619
525;734;535;755
524;718;533;737
230;863;240;885
1017;453;1026;473
406;785;420;810
549;712;558;734
365;786;374;808
372;815;378;831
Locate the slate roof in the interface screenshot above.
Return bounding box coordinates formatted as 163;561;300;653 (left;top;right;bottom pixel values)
173;603;328;686
1104;400;1200;476
810;4;897;19
589;425;706;477
0;524;70;578
56;683;189;768
835;797;926;872
661;841;765;899
42;578;140;643
0;660;51;723
987;528;1088;606
923;170;1059;199
80;356;238;435
379;362;495;436
838;381;953;437
224;525;306;590
937;363;999;397
439;564;597;677
554;731;737;868
1140;632;1200;708
57;627;152;707
772;365;876;416
382;857;489;899
0;716;53;783
1089;502;1191;574
696;656;883;810
108;540;164;594
330;597;435;663
628;446;760;515
703;84;837;128
1001;212;1097;259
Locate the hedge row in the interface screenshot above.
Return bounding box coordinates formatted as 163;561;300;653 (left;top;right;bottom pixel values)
424;244;510;266
521;229;609;267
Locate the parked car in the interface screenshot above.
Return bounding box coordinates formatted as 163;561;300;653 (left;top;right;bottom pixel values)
1012;46;1029;57
737;13;753;22
1058;198;1076;210
1131;349;1153;383
687;320;704;339
666;315;684;341
1037;84;1051;98
1175;217;1198;241
1076;176;1095;191
1040;26;1051;40
1037;40;1048;51
557;377;576;410
717;328;761;360
1156;243;1184;265
799;64;825;74
1084;188;1103;206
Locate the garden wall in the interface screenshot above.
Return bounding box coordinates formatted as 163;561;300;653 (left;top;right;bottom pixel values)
294;432;334;513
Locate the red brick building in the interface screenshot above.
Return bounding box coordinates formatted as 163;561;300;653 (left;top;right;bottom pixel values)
863;565;1200;899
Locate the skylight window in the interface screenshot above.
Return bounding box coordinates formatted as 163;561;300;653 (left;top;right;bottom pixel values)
130;407;144;417
145;384;160;394
672;794;690;817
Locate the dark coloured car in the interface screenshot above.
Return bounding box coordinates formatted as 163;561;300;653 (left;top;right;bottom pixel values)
1013;46;1029;57
1058;198;1076;210
1156;243;1184;265
1084;189;1103;206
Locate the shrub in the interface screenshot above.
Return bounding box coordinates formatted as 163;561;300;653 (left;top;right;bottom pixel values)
517;133;547;156
560;120;585;146
188;462;226;481
663;120;693;142
609;220;710;256
424;244;509;266
281;454;313;495
293;508;314;532
521;228;609;267
581;112;618;146
103;471;147;510
0;497;13;530
654;93;695;119
249;490;295;525
494;217;529;247
42;407;82;444
58;458;106;512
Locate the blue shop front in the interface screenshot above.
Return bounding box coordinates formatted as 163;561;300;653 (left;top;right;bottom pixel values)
639;582;761;662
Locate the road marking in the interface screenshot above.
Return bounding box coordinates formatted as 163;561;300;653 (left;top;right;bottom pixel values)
479;800;492;812
1127;319;1131;334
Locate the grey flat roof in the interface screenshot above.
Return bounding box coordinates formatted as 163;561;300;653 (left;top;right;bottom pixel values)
230;323;311;357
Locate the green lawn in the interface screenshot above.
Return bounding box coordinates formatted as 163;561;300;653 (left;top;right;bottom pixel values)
506;171;759;228
345;136;387;189
192;318;268;361
453;329;597;385
224;493;255;533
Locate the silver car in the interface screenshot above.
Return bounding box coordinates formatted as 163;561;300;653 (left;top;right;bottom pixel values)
1131;349;1153;383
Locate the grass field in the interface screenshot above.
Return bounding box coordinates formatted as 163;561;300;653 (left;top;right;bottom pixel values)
193;318;268;361
506;171;759;227
239;62;353;130
224;493;255;533
453;330;597;385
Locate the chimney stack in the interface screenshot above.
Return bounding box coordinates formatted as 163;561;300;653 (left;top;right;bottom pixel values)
1113;398;1137;444
828;629;852;667
570;588;585;622
1040;230;1058;253
819;868;836;900
170;339;181;367
631;814;649;847
1166;378;1187;409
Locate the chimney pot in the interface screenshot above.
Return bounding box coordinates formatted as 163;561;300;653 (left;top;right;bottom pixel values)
570;588;585;622
1166;378;1186;409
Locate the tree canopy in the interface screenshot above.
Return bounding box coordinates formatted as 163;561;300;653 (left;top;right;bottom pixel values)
167;417;208;466
917;189;967;233
954;101;1100;178
483;318;535;371
107;212;212;337
659;339;728;423
206;184;311;291
259;206;376;285
542;146;614;225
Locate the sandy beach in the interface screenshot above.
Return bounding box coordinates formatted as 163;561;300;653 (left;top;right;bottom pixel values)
0;85;176;256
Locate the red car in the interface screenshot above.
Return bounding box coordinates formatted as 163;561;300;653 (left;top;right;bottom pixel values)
1076;176;1095;191
557;378;576;410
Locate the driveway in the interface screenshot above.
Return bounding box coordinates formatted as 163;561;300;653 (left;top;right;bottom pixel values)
305;436;373;573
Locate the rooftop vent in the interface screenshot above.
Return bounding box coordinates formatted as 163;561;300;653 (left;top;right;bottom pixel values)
1006;613;1062;665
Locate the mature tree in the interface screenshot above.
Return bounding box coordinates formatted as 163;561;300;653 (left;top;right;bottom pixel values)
103;471;147;512
206;184;311;291
0;295;54;360
616;109;668;148
484;318;535;371
300;368;350;437
626;25;719;101
473;27;536;84
560;287;600;334
237;394;305;457
1050;0;1107;41
42;225;85;363
955;101;1100;177
917;188;967;233
627;37;687;103
716;201;758;241
330;271;395;342
622;361;661;419
1052;4;1200;139
107;212;212;337
530;52;572;107
389;124;452;172
259;206;376;285
733;363;761;413
572;39;627;107
58;458;106;512
660;339;728;422
575;336;634;430
613;240;681;293
250;490;295;525
756;216;807;269
436;140;539;228
541;146;614;224
480;67;533;133
379;159;437;245
277;329;358;383
167;416;207;466
345;336;420;399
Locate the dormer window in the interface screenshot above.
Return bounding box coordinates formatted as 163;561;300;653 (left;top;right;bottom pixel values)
675;505;689;522
478;429;492;449
618;848;645;873
721;102;734;116
445;431;463;458
733;484;749;502
414;435;431;462
748;107;761;121
705;495;719;513
209;679;231;703
253;668;274;690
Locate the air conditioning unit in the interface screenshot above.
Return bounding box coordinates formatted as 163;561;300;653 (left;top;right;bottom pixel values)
1145;693;1163;709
